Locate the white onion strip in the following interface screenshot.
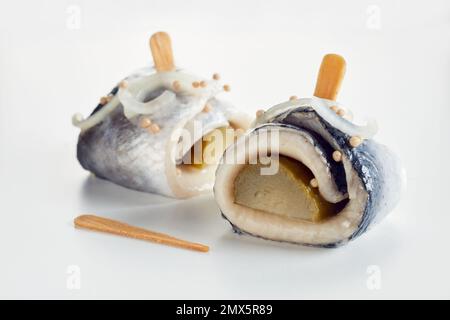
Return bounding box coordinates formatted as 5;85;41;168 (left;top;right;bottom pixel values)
72;97;120;131
119;89;176;119
255;97;378;139
310;97;378;139
72;70;224;132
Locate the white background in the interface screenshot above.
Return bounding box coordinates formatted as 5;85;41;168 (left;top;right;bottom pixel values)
1;0;449;299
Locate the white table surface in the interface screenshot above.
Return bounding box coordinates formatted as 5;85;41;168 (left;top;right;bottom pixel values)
1;0;449;299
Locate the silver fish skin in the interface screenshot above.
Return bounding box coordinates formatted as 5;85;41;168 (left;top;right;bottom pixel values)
215;102;405;247
75;69;251;198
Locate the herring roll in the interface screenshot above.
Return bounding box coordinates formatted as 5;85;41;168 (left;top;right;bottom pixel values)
72;32;251;198
214;54;405;247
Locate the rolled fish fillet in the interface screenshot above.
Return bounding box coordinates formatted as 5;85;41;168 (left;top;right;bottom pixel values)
72;32;251;198
214;54;405;247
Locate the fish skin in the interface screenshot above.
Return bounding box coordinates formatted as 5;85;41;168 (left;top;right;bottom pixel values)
77;93;239;197
218;106;404;248
78;104;172;195
89;86;119;117
282;108;404;241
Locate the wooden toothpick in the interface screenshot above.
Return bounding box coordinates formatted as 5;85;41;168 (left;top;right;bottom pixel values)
313;54;346;101
74;214;209;253
149;31;175;72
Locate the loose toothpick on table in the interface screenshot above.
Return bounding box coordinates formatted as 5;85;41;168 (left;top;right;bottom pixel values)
74;214;209;253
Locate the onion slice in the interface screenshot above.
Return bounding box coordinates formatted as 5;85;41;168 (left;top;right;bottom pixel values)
72;69;226;131
119;89;176;119
310;97;378;139
72;97;120;131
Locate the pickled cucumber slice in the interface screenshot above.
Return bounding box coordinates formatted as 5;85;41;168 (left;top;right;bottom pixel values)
234;156;342;222
186;127;235;169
